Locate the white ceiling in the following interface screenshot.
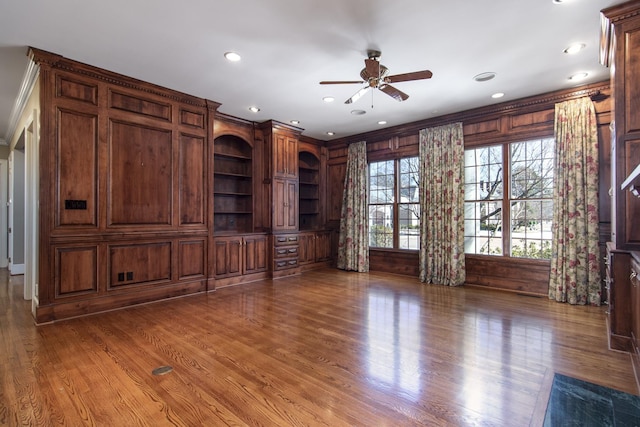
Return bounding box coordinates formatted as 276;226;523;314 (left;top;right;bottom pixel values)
0;0;622;143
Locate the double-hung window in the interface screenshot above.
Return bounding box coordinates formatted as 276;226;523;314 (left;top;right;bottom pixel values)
368;157;420;250
464;138;555;259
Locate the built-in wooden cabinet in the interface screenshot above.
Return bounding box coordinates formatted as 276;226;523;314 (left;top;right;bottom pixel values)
631;253;640;374
213;135;254;234
606;242;632;351
273;233;300;277
273;131;298;179
214;234;268;286
33;48;217;323
273;178;298;231
261;121;302;233
602;2;640;251
601;3;640;388
299;230;332;270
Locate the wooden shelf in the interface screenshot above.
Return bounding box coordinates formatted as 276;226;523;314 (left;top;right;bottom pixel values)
214;151;252;160
299;151;320;231
214;171;252;178
214;135;254;233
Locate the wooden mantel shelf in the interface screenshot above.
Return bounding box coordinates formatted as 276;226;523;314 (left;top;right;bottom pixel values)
621;164;640;197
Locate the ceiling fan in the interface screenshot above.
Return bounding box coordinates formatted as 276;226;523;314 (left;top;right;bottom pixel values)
319;50;433;105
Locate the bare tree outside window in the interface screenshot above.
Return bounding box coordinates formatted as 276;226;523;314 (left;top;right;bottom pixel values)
464;138;554;259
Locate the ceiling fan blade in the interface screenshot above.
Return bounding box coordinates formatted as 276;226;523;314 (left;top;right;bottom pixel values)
379;84;409;102
320;80;365;85
345;86;371;104
364;58;380;79
385;70;433;83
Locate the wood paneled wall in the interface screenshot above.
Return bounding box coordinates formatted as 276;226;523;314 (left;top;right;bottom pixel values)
327;82;612;296
33;48;220;323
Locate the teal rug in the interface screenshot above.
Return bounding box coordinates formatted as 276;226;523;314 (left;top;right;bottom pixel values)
544;373;640;426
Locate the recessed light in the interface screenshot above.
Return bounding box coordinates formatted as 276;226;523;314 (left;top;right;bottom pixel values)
290;120;300;125
377;120;387;125
552;0;563;4
248;106;260;113
473;72;497;82
351;109;366;115
326;131;335;136
224;51;241;62
491;92;505;99
323;96;335;103
569;72;588;81
564;43;586;54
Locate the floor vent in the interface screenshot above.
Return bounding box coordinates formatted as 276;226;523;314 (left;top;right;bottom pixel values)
152;365;173;376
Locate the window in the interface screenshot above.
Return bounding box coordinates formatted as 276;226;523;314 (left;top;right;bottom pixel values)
464;138;554;259
369;157;420;250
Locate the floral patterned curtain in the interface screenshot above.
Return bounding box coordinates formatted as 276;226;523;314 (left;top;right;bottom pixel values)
419;123;465;286
337;141;369;272
549;97;600;305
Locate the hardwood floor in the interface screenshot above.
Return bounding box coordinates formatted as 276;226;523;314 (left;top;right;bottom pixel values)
1;267;637;426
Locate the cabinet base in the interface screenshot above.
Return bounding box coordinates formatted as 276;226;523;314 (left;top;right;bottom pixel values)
272;268;300;279
609;330;632;352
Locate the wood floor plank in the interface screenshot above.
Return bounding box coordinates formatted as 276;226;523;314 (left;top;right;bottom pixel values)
1;267;638;426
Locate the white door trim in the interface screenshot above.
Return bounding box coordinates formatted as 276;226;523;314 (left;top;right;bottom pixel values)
0;159;7;268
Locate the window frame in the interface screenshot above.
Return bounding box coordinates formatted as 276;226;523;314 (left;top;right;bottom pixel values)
463;136;555;259
368;156;420;251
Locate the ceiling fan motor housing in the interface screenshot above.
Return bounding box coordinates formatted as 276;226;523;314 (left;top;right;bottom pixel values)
367;49;382;59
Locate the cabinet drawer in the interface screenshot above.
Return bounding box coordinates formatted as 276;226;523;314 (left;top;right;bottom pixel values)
274;246;298;258
274;258;299;270
274;234;298;246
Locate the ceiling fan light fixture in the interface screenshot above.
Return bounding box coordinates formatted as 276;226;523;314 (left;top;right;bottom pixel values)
474;72;497;82
224;51;241;62
564;43;586;54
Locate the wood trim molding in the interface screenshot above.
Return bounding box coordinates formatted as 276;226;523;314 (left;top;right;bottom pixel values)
326;81;610;148
28;47;212;108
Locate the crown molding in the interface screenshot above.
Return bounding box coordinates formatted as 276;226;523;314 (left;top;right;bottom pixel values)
4;56;39;147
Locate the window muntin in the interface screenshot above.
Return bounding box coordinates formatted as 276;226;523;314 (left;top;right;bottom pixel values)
464;138;554;259
398;157;420;250
369;157;420;250
464;146;504;256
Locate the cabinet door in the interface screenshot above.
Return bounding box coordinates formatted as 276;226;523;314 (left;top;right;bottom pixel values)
244;235;268;274
631;257;640;351
315;231;332;262
214;237;243;279
273;178;298;231
274;133;298;179
298;232;316;265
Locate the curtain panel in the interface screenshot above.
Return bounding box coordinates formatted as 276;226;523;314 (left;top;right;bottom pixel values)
337;141;369;272
549;97;601;305
419;123;466;286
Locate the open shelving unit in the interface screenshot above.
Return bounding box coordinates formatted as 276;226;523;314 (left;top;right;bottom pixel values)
213;135;253;233
299;151;320;230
